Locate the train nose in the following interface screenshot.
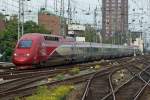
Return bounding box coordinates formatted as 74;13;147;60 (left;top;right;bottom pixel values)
13;53;33;65
14;57;28;62
13;53;31;57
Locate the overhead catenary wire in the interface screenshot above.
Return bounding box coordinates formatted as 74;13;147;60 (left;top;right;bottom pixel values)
0;0;150;28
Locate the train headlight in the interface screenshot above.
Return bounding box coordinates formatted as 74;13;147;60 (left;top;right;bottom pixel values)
26;53;30;57
14;53;17;56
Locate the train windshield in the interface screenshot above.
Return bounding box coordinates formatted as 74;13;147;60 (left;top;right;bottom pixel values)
18;40;32;48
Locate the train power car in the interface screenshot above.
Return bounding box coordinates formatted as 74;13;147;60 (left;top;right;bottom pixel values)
12;33;140;69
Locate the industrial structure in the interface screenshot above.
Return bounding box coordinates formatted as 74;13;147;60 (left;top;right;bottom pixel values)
102;0;128;37
38;13;68;35
38;13;61;35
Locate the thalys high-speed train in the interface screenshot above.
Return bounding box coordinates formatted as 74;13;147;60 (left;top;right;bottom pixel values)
12;33;140;69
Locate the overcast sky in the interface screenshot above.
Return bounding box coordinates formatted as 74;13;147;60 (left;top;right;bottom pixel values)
0;0;100;23
0;0;150;31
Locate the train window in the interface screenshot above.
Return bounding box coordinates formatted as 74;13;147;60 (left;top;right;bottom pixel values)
44;36;59;41
18;40;32;48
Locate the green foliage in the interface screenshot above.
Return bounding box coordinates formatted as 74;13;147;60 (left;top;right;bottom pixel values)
102;32;140;45
102;33;125;44
69;67;80;75
95;65;101;70
0;14;50;62
0;13;5;20
24;21;50;34
83;25;100;42
14;97;21;100
35;86;50;95
26;85;74;100
39;8;57;16
0;19;17;61
55;74;65;81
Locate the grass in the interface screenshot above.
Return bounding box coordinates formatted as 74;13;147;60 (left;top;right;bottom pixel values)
55;74;65;81
15;97;20;100
24;85;74;100
94;65;101;70
69;67;80;75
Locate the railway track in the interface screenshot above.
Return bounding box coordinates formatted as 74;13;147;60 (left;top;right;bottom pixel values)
82;67;122;100
82;55;150;100
81;57;135;100
0;60;112;100
0;56;137;99
0;56;132;80
103;65;150;100
0;55;150;100
0;70;95;100
132;67;150;100
0;56;133;76
82;57;150;100
0;62;15;71
0;61;106;80
136;83;150;100
0;64;94;94
0;67;123;100
103;60;150;100
0;60;111;76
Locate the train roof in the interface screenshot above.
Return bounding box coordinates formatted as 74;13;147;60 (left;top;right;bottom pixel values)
22;33;62;37
21;33;139;49
21;33;75;42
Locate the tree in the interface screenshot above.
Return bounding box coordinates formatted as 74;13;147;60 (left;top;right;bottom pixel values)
84;25;100;42
0;18;18;61
0;18;50;61
24;21;50;34
0;13;5;20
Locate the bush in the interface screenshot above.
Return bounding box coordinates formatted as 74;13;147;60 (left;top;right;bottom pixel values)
26;85;74;100
95;65;101;70
69;67;80;75
15;97;20;100
55;74;65;81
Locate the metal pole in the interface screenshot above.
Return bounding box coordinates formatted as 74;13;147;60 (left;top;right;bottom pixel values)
18;0;21;41
54;0;58;14
21;0;24;36
60;0;65;37
140;9;144;55
134;46;136;56
45;0;47;10
68;0;72;24
56;0;58;14
98;0;102;43
54;0;56;13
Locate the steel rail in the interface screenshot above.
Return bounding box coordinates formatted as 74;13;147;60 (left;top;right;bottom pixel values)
102;65;150;100
81;56;145;100
0;71;95;100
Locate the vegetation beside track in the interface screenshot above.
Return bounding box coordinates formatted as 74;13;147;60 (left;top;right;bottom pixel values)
69;67;80;75
16;85;74;100
94;65;101;70
54;74;65;81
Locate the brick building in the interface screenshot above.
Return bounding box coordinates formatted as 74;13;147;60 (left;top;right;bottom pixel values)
38;13;61;35
102;0;128;37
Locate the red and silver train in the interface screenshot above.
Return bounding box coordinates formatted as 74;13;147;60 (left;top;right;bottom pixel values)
12;33;140;69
